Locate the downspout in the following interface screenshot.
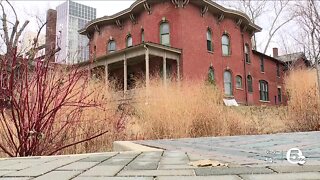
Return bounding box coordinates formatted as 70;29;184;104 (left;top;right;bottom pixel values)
241;33;248;105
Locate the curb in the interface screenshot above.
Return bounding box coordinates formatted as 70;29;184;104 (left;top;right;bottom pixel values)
113;141;163;152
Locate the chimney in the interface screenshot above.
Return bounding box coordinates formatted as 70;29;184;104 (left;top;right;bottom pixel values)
273;48;278;57
45;9;57;62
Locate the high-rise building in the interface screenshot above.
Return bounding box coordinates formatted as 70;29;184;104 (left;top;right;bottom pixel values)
55;0;96;64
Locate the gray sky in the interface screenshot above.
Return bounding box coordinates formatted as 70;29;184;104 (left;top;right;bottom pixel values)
6;0;295;56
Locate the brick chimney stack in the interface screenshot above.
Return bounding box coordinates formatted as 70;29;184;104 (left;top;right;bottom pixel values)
45;9;57;62
273;48;278;57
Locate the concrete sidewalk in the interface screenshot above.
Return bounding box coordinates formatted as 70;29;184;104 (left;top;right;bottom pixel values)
0;131;319;179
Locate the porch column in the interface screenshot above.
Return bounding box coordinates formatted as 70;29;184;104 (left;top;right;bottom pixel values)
145;47;150;89
163;52;167;86
105;62;109;87
124;54;127;93
177;57;180;82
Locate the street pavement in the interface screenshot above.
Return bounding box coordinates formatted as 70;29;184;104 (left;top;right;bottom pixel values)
0;131;319;179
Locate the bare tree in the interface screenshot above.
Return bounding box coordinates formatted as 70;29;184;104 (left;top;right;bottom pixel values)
216;0;295;53
262;0;295;54
0;0;29;56
295;0;320;95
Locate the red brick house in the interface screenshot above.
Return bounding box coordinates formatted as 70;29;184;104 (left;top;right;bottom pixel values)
78;0;287;105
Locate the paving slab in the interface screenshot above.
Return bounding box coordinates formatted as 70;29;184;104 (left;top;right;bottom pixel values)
117;169;195;176
56;162;99;171
157;175;242;180
195;167;274;176
33;170;81;180
268;165;320;173
79;165;124;177
240;172;320;180
74;177;153;180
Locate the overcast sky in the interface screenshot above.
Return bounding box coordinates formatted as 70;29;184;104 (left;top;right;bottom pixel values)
6;0;296;56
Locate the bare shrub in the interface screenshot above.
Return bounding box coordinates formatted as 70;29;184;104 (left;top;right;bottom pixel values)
285;69;320;131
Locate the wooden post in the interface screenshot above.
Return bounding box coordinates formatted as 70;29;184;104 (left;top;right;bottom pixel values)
124;54;127;93
163;51;167;87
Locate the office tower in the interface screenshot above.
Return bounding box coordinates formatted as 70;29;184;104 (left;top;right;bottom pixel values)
55;0;96;64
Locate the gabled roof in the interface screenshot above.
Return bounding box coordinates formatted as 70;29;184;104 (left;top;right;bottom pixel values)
79;0;262;35
276;52;305;63
252;50;286;65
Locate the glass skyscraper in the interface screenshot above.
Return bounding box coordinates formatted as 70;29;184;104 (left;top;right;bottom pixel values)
56;1;96;64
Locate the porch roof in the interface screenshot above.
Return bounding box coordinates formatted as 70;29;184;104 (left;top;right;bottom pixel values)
78;42;182;68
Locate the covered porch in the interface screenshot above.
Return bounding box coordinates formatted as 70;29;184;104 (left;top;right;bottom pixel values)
89;42;182;93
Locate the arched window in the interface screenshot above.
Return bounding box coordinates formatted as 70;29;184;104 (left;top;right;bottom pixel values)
222;34;230;56
208;66;215;85
247;75;253;93
107;40;116;53
207;29;213;51
259;80;269;101
245;44;250;63
236;75;242;89
224;71;232;96
126;35;133;47
160;22;170;46
141;29;145;43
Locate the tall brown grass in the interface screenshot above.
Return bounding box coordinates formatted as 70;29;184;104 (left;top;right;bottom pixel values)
284;69;320;131
130;78;259;139
2;69;317;157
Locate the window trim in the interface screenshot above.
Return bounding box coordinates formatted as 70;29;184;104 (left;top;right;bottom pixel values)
259;80;269;101
224;70;233;96
107;40;116;53
260;56;265;73
141;29;145;43
221;34;231;56
277;63;280;77
247;75;253;93
160;21;170;46
235;75;243;89
207;28;213;52
245;43;250;63
126;34;133;47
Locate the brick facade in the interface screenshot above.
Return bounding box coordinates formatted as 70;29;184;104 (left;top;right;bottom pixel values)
80;0;287;105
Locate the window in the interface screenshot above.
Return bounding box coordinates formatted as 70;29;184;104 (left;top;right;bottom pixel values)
160;22;170;46
259;80;269;101
277;63;280;77
247;75;253;93
260;56;264;72
222;34;230;56
224;71;232;96
245;44;250;63
107;40;116;52
126;35;133;47
278;88;282;103
236;75;242;89
141;29;145;43
208;66;215;85
207;29;213;51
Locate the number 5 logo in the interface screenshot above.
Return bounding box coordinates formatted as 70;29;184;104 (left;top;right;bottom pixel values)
286;148;306;165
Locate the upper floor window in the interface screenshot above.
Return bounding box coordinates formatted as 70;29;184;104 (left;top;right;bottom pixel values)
141;29;145;43
278;87;282;103
236;75;242;89
245;44;250;63
126;35;133;47
107;40;116;53
259;80;269;101
160;22;170;46
222;34;230;56
277;63;280;77
207;29;213;52
247;75;253;93
224;70;233;96
260;56;265;72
